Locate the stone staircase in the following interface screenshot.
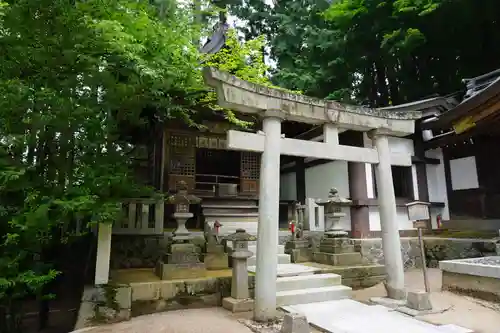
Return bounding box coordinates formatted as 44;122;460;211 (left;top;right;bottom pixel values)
202;198;259;235
275;273;352;306
248;263;352;306
247;243;291;266
226;241;292;266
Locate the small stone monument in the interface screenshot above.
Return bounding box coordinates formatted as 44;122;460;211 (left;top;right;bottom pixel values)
222;229;256;313
204;221;229;270
155;181;205;280
315;188;352;237
168;181;202;241
313;188;364;266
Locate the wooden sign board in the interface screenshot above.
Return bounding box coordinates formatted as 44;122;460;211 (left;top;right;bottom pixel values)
413;220;428;229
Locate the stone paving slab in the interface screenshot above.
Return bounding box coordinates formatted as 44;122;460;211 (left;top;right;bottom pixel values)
282;299;473;333
247;264;321;277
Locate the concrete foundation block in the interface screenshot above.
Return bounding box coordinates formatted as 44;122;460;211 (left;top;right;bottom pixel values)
280;313;310;333
204;252;229;270
406;291;432;311
290;249;311;263
115;286;132;309
222;297;254;313
156;261;206;280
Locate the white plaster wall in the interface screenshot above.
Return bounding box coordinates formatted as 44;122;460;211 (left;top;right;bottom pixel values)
425;148;450;223
449;156;479;190
368;206;414;231
368;136;416;231
362;134;415;155
305;161;351;231
279;172;297;201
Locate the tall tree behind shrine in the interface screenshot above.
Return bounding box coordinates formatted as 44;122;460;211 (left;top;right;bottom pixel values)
227;0;500;106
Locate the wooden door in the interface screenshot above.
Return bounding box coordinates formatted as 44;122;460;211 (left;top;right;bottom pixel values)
240;152;260;194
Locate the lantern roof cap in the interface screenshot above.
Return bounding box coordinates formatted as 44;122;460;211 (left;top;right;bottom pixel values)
405;201;431;207
168;181;202;204
225;228;257;241
315;188;352;206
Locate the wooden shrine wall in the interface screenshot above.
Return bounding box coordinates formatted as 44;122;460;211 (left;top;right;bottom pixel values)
164;128;260;194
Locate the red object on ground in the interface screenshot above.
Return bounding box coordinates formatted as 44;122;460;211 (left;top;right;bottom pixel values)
214;220;221;233
289;221;295;234
436;214;442;229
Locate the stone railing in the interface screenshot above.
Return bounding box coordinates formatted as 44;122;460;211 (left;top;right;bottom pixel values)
113;198;165;235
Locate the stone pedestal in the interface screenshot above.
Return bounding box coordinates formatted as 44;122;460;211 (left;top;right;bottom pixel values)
280;313;310;333
285;239;311;263
204;244;229;270
222;229;255;313
155;243;206;280
313;234;364;266
172;212;192;242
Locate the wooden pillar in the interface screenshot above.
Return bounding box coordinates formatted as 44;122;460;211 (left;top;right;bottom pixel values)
295;157;306;203
343;131;370;238
413;129;430;202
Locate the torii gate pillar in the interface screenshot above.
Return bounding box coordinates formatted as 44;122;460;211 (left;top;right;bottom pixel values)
370;130;406;300
253;110;284;321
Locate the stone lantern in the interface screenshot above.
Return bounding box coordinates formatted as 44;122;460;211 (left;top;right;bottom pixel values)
315;188;352;237
222;229;256;313
168;180;201;241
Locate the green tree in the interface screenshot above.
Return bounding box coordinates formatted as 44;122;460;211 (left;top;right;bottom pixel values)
0;0;280;330
229;0;500;106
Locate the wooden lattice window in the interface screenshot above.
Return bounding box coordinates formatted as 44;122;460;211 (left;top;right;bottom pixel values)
241;152;260;179
168;134;195;176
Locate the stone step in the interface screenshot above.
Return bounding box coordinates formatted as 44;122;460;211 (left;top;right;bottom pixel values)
247;254;291;266
276;273;342;292
248;264;322;277
283;299;473;333
248;244;285;255
276;285;352;307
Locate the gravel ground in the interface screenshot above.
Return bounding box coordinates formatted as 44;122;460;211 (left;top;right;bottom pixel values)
72;308;254;333
353;268;500;333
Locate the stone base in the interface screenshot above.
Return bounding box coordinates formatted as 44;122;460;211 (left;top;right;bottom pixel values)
155;261;206;280
395;306;443;317
384;283;407;301
290;249;312;263
369;297;407;309
442;270;500;302
280;313;309;333
285;240;309;252
406;291;432;311
204;252;229;270
313;251;363;266
222;297;254;313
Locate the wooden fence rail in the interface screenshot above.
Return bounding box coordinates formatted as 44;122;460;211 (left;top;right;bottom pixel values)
113;199;165;235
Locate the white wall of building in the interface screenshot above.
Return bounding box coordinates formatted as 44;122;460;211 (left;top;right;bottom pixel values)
425;148;450;224
279;136;450;232
304;161;351;231
366;136;417;231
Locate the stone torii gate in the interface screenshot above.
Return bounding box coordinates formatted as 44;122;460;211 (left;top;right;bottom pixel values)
203;67;421;321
